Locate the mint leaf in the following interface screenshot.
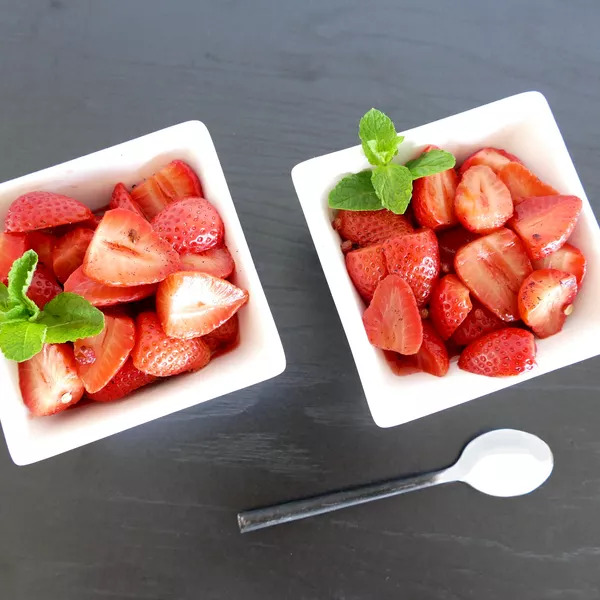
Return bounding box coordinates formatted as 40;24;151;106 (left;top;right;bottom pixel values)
371;164;413;214
359;108;403;166
0;320;47;362
0;305;29;324
7;250;39;318
37;292;105;343
405;149;456;179
328;170;383;211
0;283;8;307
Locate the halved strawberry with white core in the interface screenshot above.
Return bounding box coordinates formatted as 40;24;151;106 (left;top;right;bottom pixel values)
509;195;582;261
0;233;28;282
362;274;423;354
74;313;136;393
64;266;156;307
109;183;146;218
179;247;235;279
518;269;578;338
533;242;586;287
83;208;180;286
19;344;84;416
5;191;93;233
498;162;559;204
429;274;472;340
455;228;532;322
437;227;478;274
202;313;240;354
454;165;513;233
451;299;505;346
87;359;157;402
156;271;249;339
345;242;388;302
27;264;62;309
26;231;55;269
332;209;413;246
458;147;522;176
52;227;94;283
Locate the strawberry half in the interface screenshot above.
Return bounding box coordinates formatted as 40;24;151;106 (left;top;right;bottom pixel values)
345;242;388;302
458;327;536;377
533;242;586;287
518;269;578;338
202;313;240;354
458;147;522;176
19;344;84;416
362;274;423;354
83;208;180;286
109;183;146;218
151;197;224;254
509;195;582;261
179;246;235;279
132;311;211;377
0;233;28;282
454;165;513;233
156;271;249;339
455;228;532;322
332;209;413;246
5;191;93;233
498;162;558;204
429;274;472;340
437;227;478;274
27;264;62;309
26;231;56;269
87;359;157;402
74;313;136;394
52;227;94;283
451;299;505;346
383;229;440;306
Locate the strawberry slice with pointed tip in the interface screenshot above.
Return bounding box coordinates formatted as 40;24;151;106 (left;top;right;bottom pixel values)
179;246;235;279
27;264;62;309
156;271;249;339
83;208;180;286
509;195;582;261
202;313;240;354
362;274;423;354
19;344;84;416
0;233;28;282
26;231;55;269
437;227;478;274
518;268;578;338
455;228;532;322
345;242;388;302
52;227;94;283
5;191;93;233
498;162;558;204
87;359;157;402
332;209;413;246
459;147;522;176
451;299;505;346
458;327;536;377
533;242;586;287
429;274;472;340
109;183;146;218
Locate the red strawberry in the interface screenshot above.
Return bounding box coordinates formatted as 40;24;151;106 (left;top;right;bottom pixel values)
26;232;55;269
518;269;578;338
345;243;388;302
202;313;240;354
451;299;505;346
83;208;180;286
362;274;423;354
132;311;211;376
509;195;582;261
74;313;135;394
0;233;28;282
109;183;146;218
64;266;156;307
429;274;472;340
437;227;478;274
19;344;84;416
151;197;224;254
52;227;94;283
27;264;62;309
332;209;413;246
455;228;532;322
458;327;536;377
454;165;513;233
87;359;157;402
156;271;249;339
179;246;235;279
382;229;440;306
498;162;558;204
4;191;93;233
533;242;586;287
459;147;522;176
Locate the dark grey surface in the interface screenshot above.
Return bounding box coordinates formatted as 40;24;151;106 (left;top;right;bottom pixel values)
0;1;599;598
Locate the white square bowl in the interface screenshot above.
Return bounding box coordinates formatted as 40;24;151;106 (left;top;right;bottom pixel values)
0;121;286;465
292;91;600;429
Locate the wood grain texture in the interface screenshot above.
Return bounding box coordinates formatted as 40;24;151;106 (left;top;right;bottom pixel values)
0;0;599;598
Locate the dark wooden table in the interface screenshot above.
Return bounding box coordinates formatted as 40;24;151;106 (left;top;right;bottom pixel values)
1;1;599;598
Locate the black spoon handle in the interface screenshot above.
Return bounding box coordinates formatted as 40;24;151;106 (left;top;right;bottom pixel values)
237;469;450;533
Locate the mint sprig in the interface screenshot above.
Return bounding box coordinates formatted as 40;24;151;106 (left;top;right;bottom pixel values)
328;108;456;214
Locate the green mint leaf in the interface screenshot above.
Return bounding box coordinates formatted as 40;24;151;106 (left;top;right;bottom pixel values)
405;149;456;179
37;292;105;343
371;164;413;214
0;320;47;362
0;283;8;307
359;108;403;166
328;170;383;211
7;250;40;318
0;305;29;324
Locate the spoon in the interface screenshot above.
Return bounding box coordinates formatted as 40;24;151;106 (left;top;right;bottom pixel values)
237;429;553;534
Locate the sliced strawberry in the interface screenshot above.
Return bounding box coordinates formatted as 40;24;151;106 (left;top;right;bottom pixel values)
19;344;84;416
362;274;423;354
332;209;413;246
459;147;522;176
151;197;224;254
382;229;440;306
5;191;93;233
156;271;249;339
498;162;558;204
87;359;157;402
83;208;180;286
109;183;146;218
131;178;166;220
27;264;62;309
458;327;536;377
533;242;586;287
454;165;513;233
52;227;94;283
132;311;211;376
0;233;28;282
429;274;472;340
412;158;458;230
202;313;240;354
451;299;505;346
345;242;388;302
455;228;532;322
26;231;55;269
437;227;478;274
509;195;582;261
518;269;578;338
179;246;235;279
74;313;135;394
